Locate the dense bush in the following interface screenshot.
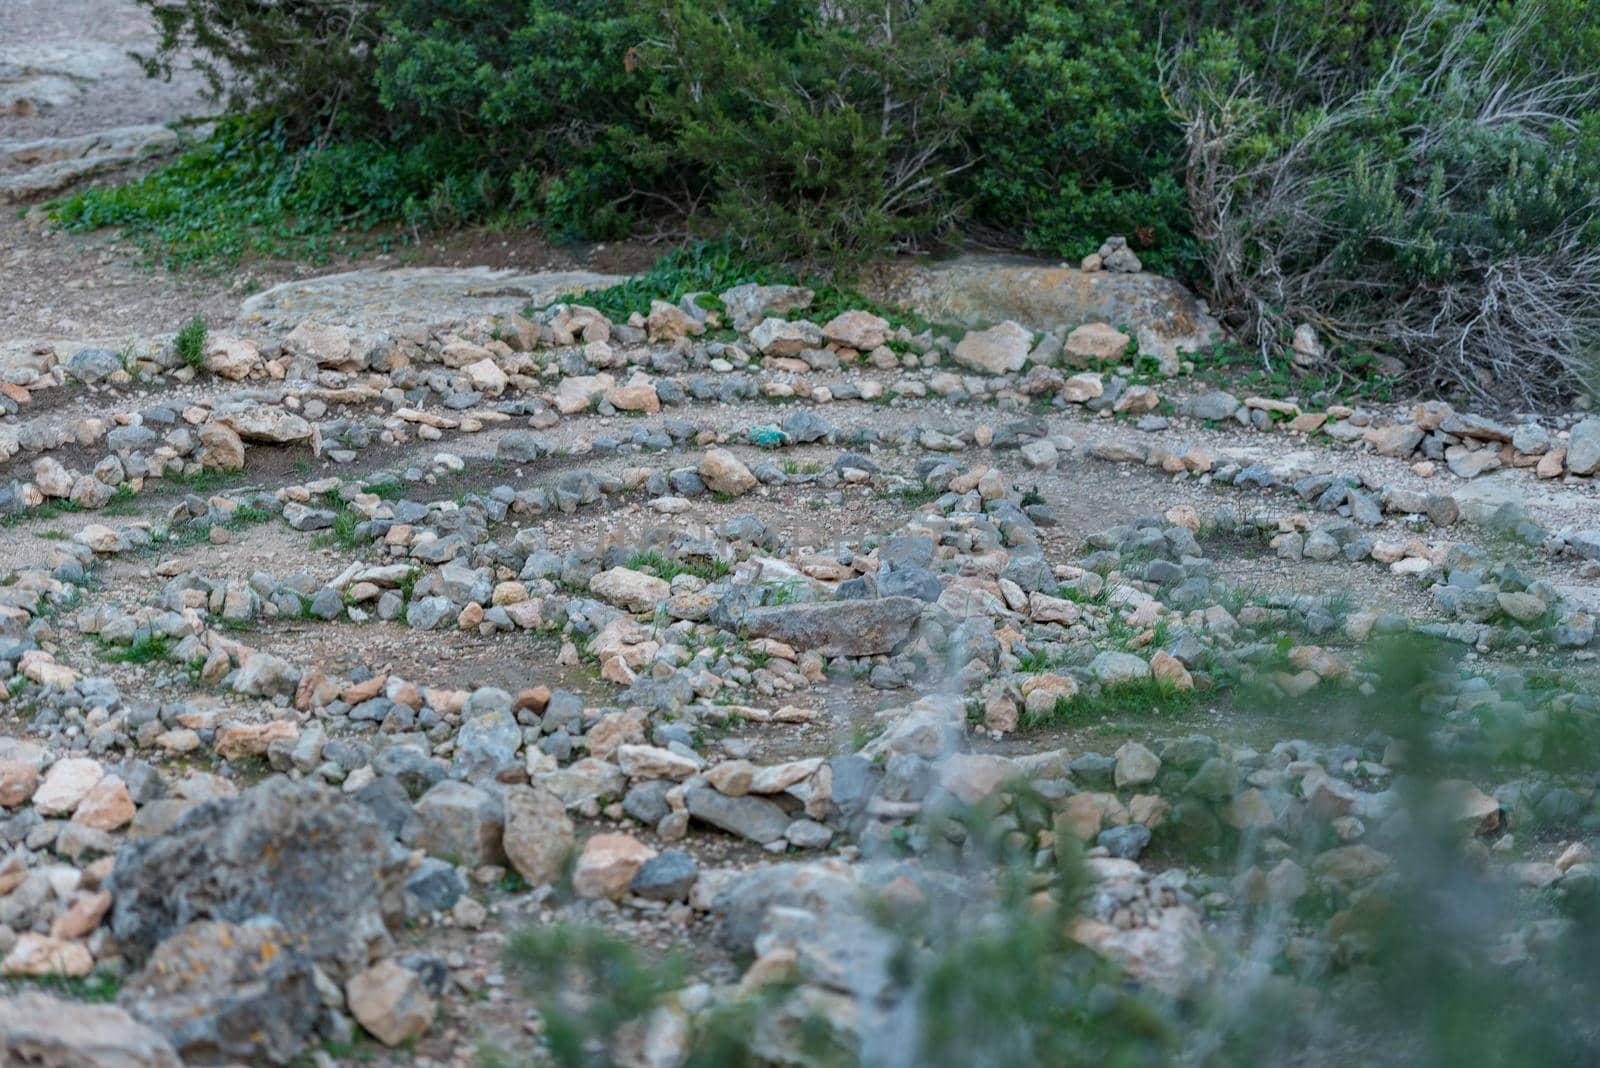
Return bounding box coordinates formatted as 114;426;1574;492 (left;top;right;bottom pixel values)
109;0;1600;399
134;0;388;138
1171;0;1600;402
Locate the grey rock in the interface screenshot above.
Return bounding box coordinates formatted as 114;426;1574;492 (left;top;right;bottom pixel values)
452;708;522;782
1098;823;1152;860
410;780;505;867
0;992;182;1068
685;785;790;843
738;596;922;657
120;919;319;1066
108;777;405;983
1568;418;1600;476
630;849;698;901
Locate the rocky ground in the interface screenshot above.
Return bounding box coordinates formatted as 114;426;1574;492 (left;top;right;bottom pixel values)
4;9;1600;1066
0;240;1597;1065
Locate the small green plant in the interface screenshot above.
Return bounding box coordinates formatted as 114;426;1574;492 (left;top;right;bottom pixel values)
175;315;208;369
99;633;173;665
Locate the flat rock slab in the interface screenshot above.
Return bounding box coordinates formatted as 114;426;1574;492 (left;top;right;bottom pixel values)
738;596;922;657
236;267;627;335
860;254;1220;355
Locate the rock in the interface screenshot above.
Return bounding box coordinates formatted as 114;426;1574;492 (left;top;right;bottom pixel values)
0;992;182;1068
203;337;259;380
738;597;922;657
502;784;573;887
1063;323;1130;364
953;321;1032;374
1;933;92;977
72;775;135;831
590;567;671;613
411;780;505;867
1090;651;1151;686
822;310;890;351
32;757;103;816
213;405;313;445
749;318;823;357
1098;823;1152;860
1114;742;1160;789
67;348;123;383
452;707;522;782
1435;779;1500;834
720;284;814;331
239;267;621;335
463;357;509;397
121;919;319;1066
686;786;790;844
197;422;246;470
1567;418;1600;476
108;777;405;982
234;652;299;699
862;256;1219;360
699;449;758;496
346;959;436;1047
497;431;546;462
573;833;657;899
630;849;698;901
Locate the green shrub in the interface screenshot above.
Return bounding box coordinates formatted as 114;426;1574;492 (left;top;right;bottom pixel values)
174;315;207;369
134;0;387;138
1171;0;1600;403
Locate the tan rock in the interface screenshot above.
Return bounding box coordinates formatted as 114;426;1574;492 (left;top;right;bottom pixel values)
50;890;113;940
503;784;575;887
1150;651;1193;689
71;775;135;831
604;384;660;413
1063;322;1130;364
32;758;103;816
0;760;39;807
954;320;1032;374
2;933;92;977
203;336;260;380
214;721;298;761
346;959;436;1047
589;567;670;613
573;833;656;900
699;448;757;496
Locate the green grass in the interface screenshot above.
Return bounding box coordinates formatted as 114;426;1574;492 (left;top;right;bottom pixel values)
311;507;362;550
46;116;447;272
5;970;122;1003
624;550;732;582
362;479;407;500
175;315;208;369
161;467;247;494
98;633;172;665
0;498;82;528
1024;677;1202;729
885;482;939;506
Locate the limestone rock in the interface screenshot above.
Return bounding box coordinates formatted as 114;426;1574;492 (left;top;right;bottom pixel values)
346;959;436;1047
953;321;1032;374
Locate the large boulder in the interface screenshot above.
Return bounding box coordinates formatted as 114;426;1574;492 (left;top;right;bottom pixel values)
0;992;182;1068
108;777;406;982
120;920;320;1066
861;255;1221;363
738;597;922;657
237;267;624;335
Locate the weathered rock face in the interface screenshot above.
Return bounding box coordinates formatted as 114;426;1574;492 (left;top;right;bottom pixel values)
108;777;406;982
119;919;321;1066
0;992;183;1068
861;255;1220;360
502;783;574;887
237;267;624;335
738;597;923;657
